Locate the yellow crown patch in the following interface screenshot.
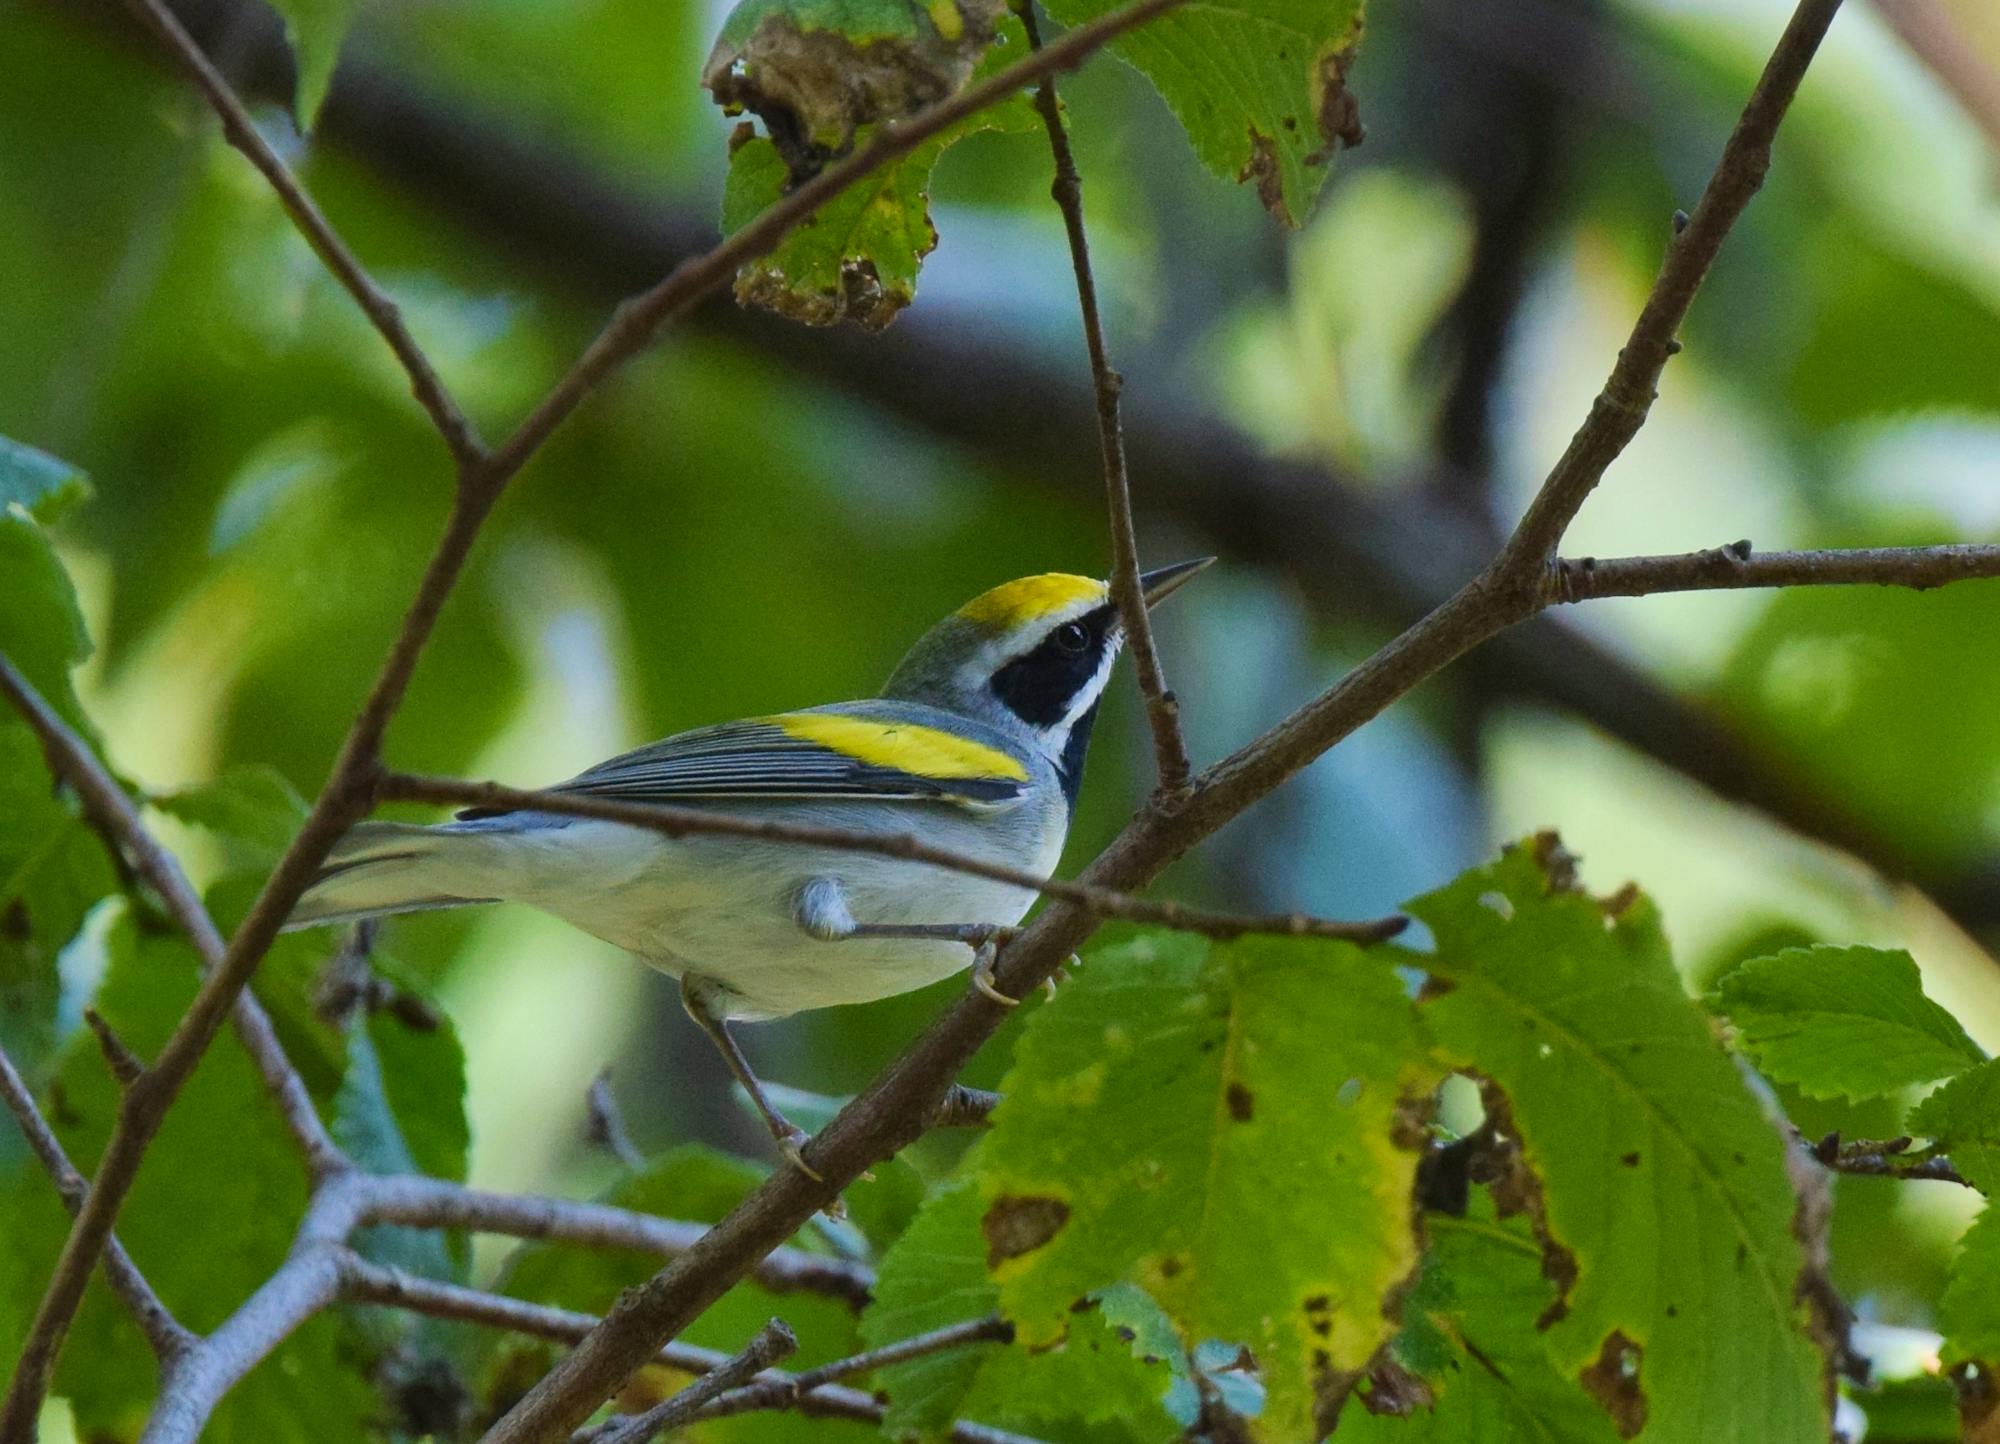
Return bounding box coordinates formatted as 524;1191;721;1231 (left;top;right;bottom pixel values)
955;573;1106;631
767;713;1029;782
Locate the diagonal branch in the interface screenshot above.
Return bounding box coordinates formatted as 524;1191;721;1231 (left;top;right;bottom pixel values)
6;0;1196;1430
377;771;1406;944
340;1263;1043;1443
1020;4;1192;795
0;1043;190;1363
121;0;484;469
693;1314;1013;1424
483;0;1187;480
474;6;1851;1438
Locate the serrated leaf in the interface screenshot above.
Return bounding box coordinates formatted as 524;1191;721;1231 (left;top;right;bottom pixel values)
151;764;309;872
1940;1204;2000;1365
268;0;359;127
1336;1200;1623;1443
719;18;1038;329
1709;945;1984;1102
863;1180;1183;1441
0;436;90;524
1041;0;1364;224
0;913;379;1440
479;1145;866;1433
1911;1059;2000;1192
1408;844;1828;1444
978;931;1427;1442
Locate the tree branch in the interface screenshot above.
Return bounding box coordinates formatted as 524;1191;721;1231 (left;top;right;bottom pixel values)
693;1314;1013;1425
353;1172;876;1308
475;7;1849;1437
0;1043;191;1363
1545;541;2000;601
1020;3;1191;795
481;0;1188;481
120;0;484;469
339;1262;1044;1444
377;770;1405;944
1496;0;1844;573
7;0;1196;1428
587;1320;796;1444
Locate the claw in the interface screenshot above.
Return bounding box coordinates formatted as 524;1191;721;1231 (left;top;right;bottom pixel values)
776;1125;826;1183
971;941;1020;1008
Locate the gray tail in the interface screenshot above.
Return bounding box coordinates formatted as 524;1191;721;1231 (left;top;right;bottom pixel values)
284;820;499;931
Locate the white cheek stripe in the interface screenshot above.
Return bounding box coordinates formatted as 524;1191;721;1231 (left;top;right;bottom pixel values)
1036;639;1121;755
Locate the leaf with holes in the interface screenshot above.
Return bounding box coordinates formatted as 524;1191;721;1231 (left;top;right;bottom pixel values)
977;930;1428;1441
1039;0;1365;224
718;16;1037;329
1336;1198;1624;1442
1408;841;1830;1444
1710;945;1983;1102
705;0;1012;178
863;1179;1185;1441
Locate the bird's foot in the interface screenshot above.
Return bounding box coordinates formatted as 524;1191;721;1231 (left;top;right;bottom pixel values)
971;940;1020;1008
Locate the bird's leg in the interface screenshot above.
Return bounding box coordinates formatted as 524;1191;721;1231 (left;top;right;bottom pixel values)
795;877;1029;1004
679;974;823;1182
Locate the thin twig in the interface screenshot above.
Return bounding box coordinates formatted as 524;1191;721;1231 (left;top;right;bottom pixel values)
474;7;1849;1438
482;0;1187;480
378;771;1408;945
353;1172;876;1307
1497;0;1845;573
1546;541;2000;600
1807;1130;1973;1187
587;1320;796;1444
693;1315;1013;1424
19;0;1196;1425
0;1044;190;1362
339;1262;1042;1444
1020;3;1190;796
83;1007;146;1087
120;0;484;468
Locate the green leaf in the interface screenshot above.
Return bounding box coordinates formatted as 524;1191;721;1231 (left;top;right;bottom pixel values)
1910;1058;2000;1192
0;912;379;1440
704;0;1011;168
0;505;92;737
1039;0;1364;224
150;764;309;872
0;436;89;523
1940;1205;2000;1364
268;0;359;127
481;1145;868;1438
718;18;1038;329
1335;1199;1623;1443
1408;843;1829;1444
1710;945;1984;1102
0;511;110;1079
978;931;1427;1442
863;1180;1184;1441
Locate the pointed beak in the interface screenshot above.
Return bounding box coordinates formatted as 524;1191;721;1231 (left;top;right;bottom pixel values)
1138;557;1215;608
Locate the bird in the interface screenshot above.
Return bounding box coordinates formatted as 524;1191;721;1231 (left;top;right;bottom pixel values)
286;559;1212;1169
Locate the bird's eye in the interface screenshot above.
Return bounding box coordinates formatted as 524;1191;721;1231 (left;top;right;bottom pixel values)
1053;621;1090;654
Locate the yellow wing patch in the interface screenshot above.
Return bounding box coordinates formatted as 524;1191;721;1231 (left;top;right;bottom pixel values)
955;573;1106;631
767;713;1030;783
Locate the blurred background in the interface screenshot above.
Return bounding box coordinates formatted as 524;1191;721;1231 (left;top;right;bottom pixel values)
5;0;2000;1405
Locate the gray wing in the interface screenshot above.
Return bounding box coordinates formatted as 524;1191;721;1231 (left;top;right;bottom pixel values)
457;717;1026;819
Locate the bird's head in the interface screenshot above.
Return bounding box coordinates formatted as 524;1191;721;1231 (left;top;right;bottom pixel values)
882;559;1212;790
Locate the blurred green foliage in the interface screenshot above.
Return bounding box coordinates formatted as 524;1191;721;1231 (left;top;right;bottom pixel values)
6;0;2000;1437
